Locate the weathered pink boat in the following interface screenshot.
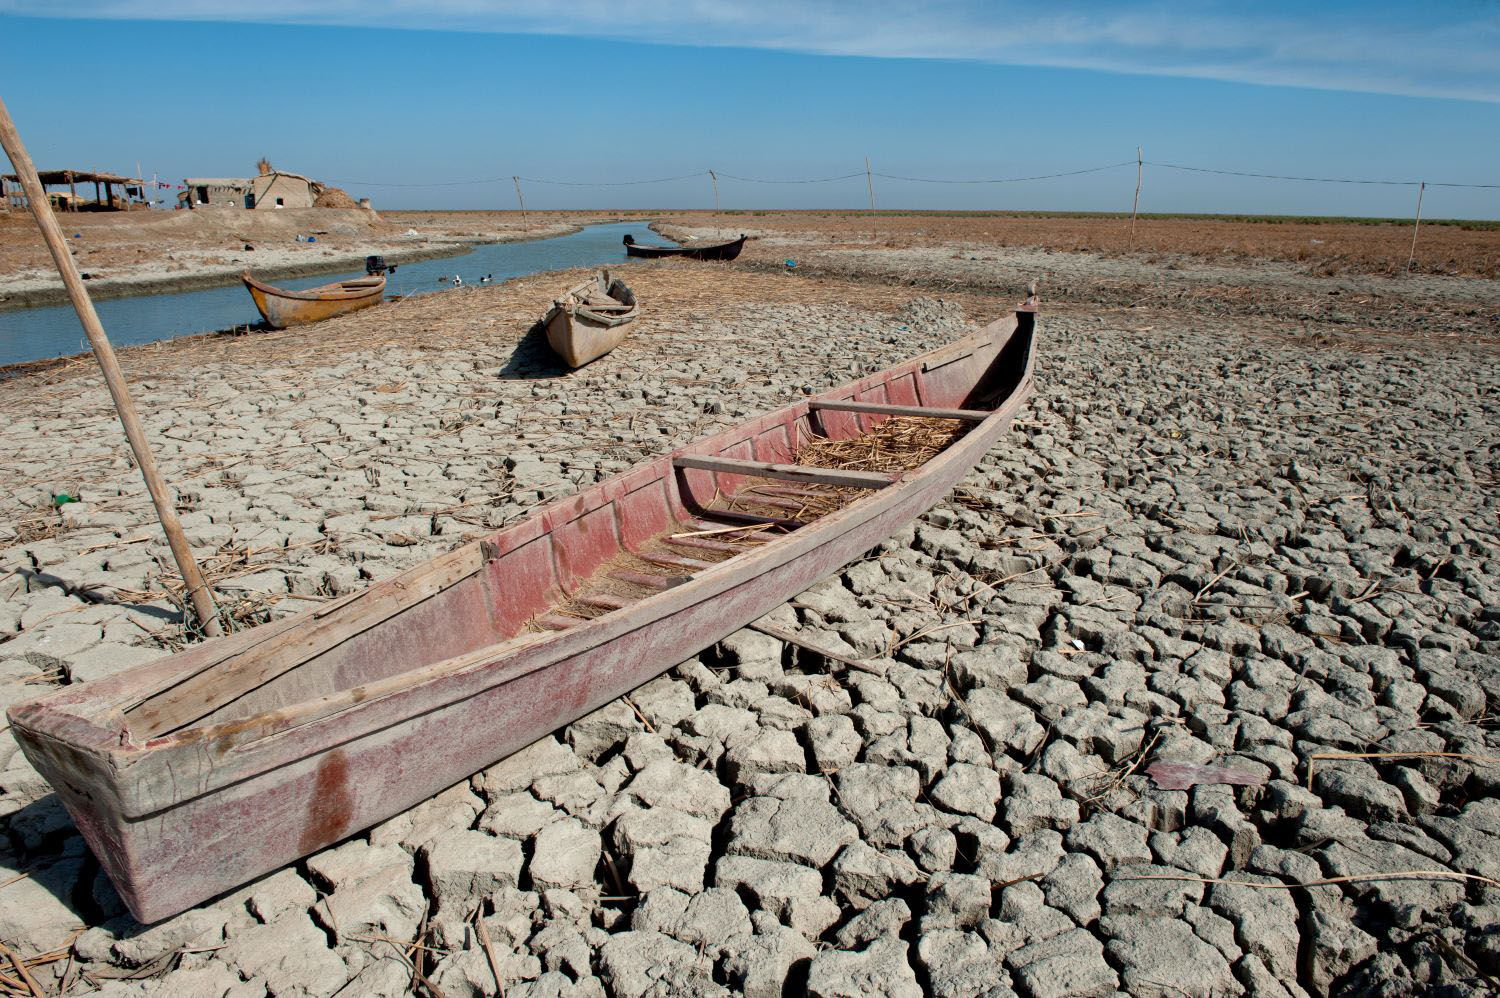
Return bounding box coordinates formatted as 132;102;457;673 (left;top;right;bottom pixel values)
8;301;1037;923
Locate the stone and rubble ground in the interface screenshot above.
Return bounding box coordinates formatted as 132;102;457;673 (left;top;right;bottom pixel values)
0;226;1497;997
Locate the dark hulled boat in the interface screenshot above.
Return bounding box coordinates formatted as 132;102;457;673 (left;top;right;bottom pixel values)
623;233;747;261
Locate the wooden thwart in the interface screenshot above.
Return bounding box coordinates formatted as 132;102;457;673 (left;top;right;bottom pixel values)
639;551;713;572
724;493;809;513
698;508;809;529
748;485;836;500
682;518;780;540
666;535;752;555
608;570;688;591
674;455;895;490
577;593;631;611
809;400;991;422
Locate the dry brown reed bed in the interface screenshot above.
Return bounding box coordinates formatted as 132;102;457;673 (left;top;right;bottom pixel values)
656;210;1500;279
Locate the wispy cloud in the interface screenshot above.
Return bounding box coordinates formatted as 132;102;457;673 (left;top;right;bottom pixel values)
9;0;1500;103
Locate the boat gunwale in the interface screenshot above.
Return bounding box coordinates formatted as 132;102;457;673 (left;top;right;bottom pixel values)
7;309;1035;800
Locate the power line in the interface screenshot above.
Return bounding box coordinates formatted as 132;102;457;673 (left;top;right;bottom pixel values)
875;161;1135;184
714;171;866;184
1146;161;1500;190
326;159;1497;192
515;171;709;187
327;175;512;188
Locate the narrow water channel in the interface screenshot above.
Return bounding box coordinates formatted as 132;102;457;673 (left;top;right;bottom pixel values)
0;221;668;368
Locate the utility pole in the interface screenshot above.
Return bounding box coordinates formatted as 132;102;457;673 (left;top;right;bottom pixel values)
512;176;526;226
1130;146;1143;246
1406;181;1425;271
708;169;719;212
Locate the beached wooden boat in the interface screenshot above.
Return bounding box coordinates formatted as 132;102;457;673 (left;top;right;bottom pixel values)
623;233;747;261
543;271;639;367
8;299;1037;923
242;272;386;329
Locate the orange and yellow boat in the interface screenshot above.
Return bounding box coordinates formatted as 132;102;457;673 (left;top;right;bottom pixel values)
241;271;386;329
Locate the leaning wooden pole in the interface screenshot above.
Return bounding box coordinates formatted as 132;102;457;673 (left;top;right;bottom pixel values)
1406;180;1424;272
1129;146;1143;246
0;96;222;636
512;176;528;227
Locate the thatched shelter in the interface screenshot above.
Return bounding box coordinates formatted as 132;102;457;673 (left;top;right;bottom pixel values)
2;169;149;211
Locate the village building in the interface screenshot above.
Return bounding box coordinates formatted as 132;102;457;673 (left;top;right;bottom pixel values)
1;169;150;212
177;166;333;211
179;178;254;209
251;171;318;209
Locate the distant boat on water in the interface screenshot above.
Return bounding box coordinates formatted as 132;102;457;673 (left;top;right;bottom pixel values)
623;233;747;261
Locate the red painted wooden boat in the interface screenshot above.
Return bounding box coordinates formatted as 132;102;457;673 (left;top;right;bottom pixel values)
8;300;1037;923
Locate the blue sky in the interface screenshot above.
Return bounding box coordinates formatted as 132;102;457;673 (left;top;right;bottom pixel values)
1;4;1497;217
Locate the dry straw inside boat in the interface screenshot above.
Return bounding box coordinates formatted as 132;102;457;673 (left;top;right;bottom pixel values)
536;414;969;626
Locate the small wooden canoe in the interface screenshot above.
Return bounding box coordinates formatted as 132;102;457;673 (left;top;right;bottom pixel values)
9;299;1037;923
242;272;386;329
543;271;639;367
623;233;747;261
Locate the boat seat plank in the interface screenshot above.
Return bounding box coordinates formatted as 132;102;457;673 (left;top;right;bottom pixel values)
640;551;714;571
666;535;752;555
723;493;811;513
538;614;581;630
609;570;687;591
809;400;991;421
674;455;895;490
695;509;809;530
747;484;840;500
683;518;781;541
577;593;632;611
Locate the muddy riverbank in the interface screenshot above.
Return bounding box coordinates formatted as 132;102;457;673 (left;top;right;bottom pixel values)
0;208;593;309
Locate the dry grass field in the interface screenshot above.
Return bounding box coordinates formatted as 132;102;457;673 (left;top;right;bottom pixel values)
655;210;1500;279
6;209;1493;291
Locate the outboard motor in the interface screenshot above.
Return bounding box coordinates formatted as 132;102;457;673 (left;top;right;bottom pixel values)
365;255;389;275
622;234;635;246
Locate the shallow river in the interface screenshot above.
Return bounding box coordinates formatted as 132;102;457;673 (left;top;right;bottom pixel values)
0;221;666;368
